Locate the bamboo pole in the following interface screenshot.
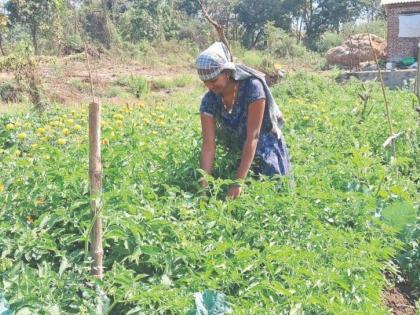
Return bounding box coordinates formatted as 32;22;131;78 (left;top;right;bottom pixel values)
416;41;420;103
85;43;103;279
366;32;397;161
89;100;103;279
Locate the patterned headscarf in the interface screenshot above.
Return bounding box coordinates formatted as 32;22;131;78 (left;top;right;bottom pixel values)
196;42;286;137
196;42;235;81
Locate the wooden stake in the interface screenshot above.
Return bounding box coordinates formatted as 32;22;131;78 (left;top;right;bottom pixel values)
85;42;103;279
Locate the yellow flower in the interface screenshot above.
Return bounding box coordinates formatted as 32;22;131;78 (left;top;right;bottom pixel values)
5;123;15;130
35;197;45;206
0;183;4;192
57;138;66;145
139;101;145;108
73;124;82;131
17;133;26;140
62;128;70;136
102;138;109;145
274;63;282;71
113;113;124;121
36;127;46;134
66;119;74;125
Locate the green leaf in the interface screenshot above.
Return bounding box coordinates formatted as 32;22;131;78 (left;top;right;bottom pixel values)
382;201;417;231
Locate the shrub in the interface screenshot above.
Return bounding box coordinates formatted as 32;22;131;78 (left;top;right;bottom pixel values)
315;31;344;53
0;80;21;103
115;74;149;98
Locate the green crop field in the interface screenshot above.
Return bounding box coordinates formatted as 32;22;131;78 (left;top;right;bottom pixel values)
0;73;418;314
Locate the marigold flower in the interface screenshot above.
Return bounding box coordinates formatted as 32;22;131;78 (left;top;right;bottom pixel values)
36;127;46;134
5;123;15;130
113;114;124;120
57;138;66;145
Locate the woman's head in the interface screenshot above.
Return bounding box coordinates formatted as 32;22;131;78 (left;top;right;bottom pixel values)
195;42;235;83
202;70;232;94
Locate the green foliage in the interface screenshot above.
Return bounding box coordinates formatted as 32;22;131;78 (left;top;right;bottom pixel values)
0;44;44;110
120;0;180;42
235;0;291;48
382;202;417;232
264;22;308;58
153;74;194;90
314;31;344;53
5;0;65;55
67;79;90;93
0;73;418;313
115;75;150;98
0;80;21;103
381;201;419;292
342;19;387;39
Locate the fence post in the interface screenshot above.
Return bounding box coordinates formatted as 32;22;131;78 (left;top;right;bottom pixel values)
89;99;103;279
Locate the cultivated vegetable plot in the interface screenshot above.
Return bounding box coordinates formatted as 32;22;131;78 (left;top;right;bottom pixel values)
0;74;418;314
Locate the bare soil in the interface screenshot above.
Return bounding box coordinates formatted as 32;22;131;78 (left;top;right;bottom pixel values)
383;281;417;315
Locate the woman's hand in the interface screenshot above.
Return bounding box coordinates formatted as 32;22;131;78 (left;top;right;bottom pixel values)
227;185;242;199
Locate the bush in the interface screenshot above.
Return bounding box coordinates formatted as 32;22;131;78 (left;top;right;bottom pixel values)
115;75;149;98
263;22;308;58
342;19;387;39
0;80;21;103
315;31;344;53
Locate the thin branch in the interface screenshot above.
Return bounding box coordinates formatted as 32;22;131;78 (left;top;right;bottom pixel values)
197;0;233;61
84;42;95;102
366;31;397;162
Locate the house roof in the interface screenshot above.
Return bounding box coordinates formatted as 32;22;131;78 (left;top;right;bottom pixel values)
381;0;420;5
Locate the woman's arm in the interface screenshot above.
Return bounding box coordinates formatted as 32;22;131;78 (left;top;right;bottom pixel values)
200;113;216;188
228;98;265;199
235;98;265;180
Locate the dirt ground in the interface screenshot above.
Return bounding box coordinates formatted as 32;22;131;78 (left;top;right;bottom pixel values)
0;52;199;110
383;281;417;315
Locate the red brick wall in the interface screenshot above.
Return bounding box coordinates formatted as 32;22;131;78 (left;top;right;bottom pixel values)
386;3;420;61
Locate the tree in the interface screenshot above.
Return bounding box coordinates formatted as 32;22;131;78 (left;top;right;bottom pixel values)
234;0;291;48
120;0;180;42
5;0;64;55
283;0;364;50
0;13;8;55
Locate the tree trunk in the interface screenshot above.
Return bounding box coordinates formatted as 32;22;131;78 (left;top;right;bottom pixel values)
31;24;39;55
252;29;264;48
0;32;5;56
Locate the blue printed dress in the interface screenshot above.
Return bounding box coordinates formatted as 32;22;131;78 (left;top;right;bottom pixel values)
200;77;291;176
